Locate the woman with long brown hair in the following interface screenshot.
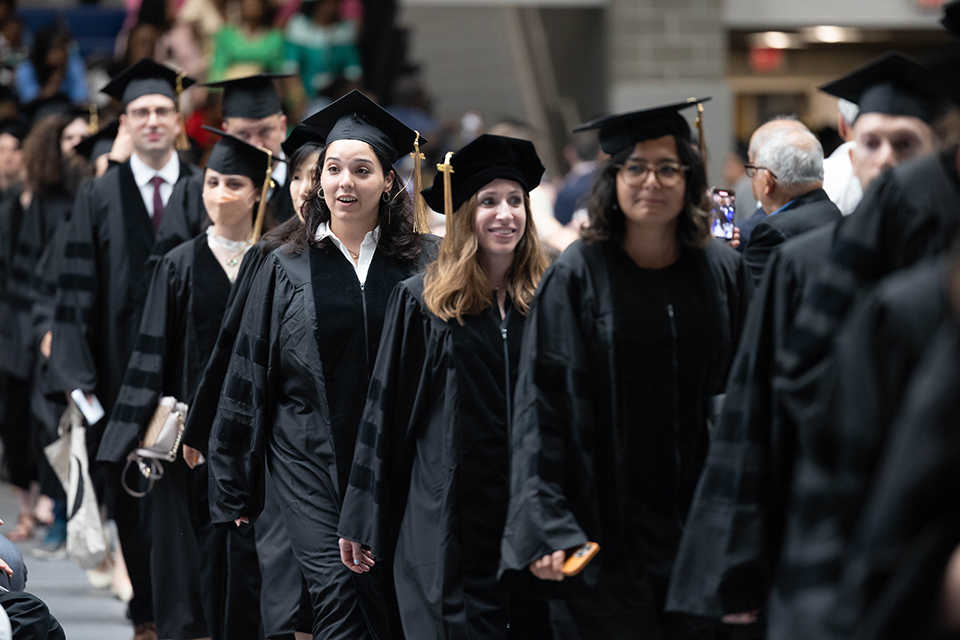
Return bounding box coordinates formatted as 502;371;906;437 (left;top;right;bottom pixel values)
0;112;77;547
337;134;550;639
498;100;753;639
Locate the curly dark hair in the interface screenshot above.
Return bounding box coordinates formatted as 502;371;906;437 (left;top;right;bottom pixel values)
285;142;424;262
22;113;69;194
581;134;712;249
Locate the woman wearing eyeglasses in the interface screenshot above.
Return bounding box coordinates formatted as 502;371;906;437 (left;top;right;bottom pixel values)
498;100;753;639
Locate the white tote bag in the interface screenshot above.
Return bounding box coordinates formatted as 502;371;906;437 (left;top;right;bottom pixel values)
43;404;107;570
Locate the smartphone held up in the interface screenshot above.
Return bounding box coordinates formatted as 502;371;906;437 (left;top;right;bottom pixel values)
710;188;735;240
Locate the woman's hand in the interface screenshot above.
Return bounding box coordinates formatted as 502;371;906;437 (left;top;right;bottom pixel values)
234;516;249;528
722;609;760;625
182;445;202;469
529;550;566;581
339;538;375;574
40;331;52;359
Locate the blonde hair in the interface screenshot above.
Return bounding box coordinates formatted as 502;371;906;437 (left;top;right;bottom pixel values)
423;193;549;324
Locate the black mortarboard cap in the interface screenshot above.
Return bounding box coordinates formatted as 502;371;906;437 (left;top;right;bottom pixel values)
301;90;423;163
101;58;196;108
22;93;74;125
0;118;24;142
74;120;119;161
202;125;281;183
573;97;712;155
281;124;326;157
819;52;941;123
944;0;960;37
203;74;293;119
421;134;543;214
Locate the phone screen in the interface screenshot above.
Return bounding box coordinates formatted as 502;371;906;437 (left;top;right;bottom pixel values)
711;188;735;240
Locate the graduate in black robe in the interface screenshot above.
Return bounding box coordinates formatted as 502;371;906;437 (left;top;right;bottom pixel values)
338;135;551;639
48;59;200;633
207;90;435;640
183;128;324;640
765;57;960;637
827;313;960;640
0;112;81;542
154;74;297;260
97;130;273;640
498;100;752;640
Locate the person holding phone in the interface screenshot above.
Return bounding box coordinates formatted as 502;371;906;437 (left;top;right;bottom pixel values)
337;134;551;639
498;99;752;639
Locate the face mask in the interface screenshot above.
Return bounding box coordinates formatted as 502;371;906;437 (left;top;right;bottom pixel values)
204;189;255;225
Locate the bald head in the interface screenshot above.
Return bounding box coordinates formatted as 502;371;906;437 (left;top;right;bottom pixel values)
748;117;808;162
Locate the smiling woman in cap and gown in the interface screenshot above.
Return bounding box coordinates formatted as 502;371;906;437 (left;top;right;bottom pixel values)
337;133;551;639
206;90;437;640
497;99;752;639
96;128;275;640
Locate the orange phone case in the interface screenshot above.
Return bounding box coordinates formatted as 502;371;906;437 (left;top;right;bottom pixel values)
562;542;600;576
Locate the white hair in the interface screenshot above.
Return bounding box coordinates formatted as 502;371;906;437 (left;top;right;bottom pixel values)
754;127;824;189
838;98;860;127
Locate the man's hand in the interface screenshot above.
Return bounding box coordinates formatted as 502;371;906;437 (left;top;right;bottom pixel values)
529;550;566;581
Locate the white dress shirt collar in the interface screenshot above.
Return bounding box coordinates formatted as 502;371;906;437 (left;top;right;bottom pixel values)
129;151;180;189
315;221;380;285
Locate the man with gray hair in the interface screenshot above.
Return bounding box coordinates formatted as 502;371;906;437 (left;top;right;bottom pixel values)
742;126;842;282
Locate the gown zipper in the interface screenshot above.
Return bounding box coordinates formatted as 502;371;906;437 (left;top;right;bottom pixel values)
666;303;683;526
501;314;511;433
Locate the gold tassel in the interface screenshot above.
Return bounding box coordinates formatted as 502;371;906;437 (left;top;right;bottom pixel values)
175;71;190;151
693;100;707;170
251;147;273;244
436;151;455;238
410;131;429;233
88;103;99;134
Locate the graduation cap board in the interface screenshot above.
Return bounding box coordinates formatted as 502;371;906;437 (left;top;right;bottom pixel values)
102;59;197;150
202;125;285;244
203;74;295;120
422;134;544;223
819;52;942;123
573;97;712;157
302;89;430;232
281;124;326;158
74;120;119;161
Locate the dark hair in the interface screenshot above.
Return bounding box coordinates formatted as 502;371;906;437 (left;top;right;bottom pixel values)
289;142;324;176
260;215;303;255
31;21;71;88
22;113;69;193
581;134;712;249
241;0;277;29
286;142;424;262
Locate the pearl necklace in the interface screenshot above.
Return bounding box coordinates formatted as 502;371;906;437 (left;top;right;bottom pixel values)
207;227;253;267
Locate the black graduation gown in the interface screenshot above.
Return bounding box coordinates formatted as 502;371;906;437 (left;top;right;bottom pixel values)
498;239;752;639
48;157;199;627
183;235;313;639
49;159;201;428
767;147;960;637
339;276;542;639
208;237;436;640
0;186;75;489
97;235;262;640
826;318;960;640
665;223;835;618
765;258;948;638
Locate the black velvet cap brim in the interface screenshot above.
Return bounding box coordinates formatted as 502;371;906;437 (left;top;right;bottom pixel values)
302;90;423;163
819;52;941;122
573;97;711;155
944;0;960;37
421;134;544;213
204;74;294;119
